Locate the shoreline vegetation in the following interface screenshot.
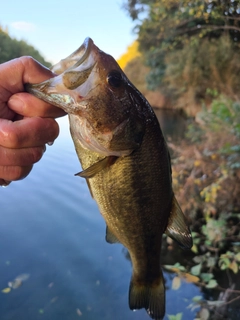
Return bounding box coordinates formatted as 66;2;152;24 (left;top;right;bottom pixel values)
0;25;50;66
120;1;240;318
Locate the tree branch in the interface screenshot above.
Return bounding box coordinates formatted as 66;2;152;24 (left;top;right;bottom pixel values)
176;24;240;35
223;15;240;22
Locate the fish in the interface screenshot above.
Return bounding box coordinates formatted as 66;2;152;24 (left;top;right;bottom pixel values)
25;37;192;320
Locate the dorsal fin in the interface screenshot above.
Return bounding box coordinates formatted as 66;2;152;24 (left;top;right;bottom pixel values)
75;156;118;178
165;195;192;249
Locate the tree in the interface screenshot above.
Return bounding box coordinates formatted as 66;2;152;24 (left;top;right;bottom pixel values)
0;27;51;66
124;1;240;45
117;41;140;69
123;1;240;108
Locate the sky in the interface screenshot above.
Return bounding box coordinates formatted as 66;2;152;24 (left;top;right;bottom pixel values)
1;0;137;64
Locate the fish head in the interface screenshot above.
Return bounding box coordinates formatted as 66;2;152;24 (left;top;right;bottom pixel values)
26;37;146;157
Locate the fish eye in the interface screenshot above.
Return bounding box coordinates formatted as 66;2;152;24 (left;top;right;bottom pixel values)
107;70;122;88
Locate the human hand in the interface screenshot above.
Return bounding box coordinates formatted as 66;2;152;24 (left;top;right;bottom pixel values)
0;56;66;186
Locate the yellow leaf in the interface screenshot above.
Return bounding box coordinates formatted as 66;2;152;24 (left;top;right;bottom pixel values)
194;160;201;167
229;261;238;274
117;41;140;69
163;266;180;273
191;244;198;254
182;273;200;284
2;287;11;293
172;276;181;290
189;8;194;15
194;178;201;186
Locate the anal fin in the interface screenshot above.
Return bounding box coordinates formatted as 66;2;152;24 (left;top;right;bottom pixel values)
165;195;192;249
105;226;120;244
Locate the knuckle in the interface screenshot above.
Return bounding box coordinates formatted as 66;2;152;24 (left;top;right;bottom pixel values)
19;56;36;69
11;166;25;180
30;147;44;163
0;165;32;181
43;119;59;142
13;165;32;180
7;129;20;148
50;121;60;140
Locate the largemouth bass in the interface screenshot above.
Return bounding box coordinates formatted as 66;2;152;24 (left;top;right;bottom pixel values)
26;37;192;320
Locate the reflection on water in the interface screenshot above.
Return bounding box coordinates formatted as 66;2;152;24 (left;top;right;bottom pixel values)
0;116;202;319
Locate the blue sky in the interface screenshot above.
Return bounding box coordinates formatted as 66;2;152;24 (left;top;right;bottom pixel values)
1;0;137;64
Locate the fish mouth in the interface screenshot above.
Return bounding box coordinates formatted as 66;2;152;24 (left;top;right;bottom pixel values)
25;37;96;114
51;37;94;75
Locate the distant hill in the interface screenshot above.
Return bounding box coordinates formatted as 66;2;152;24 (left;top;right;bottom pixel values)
0;26;51;67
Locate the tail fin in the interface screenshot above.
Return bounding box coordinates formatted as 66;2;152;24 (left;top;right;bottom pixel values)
129;272;165;320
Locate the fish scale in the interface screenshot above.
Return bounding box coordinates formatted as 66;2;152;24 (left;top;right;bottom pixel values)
26;37;192;320
77;121;171;239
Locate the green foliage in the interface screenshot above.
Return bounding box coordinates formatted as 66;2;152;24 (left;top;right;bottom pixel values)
167;313;183;320
164;36;240;113
0;27;51;67
173;95;240;216
124;1;240;110
199;94;240;138
125;0;240;51
170;95;240;314
219;251;240;273
124;3;240;316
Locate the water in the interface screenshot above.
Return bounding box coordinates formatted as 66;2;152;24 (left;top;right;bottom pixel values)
153;108;186;141
0;116;202;320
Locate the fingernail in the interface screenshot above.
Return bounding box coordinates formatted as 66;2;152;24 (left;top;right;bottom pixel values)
47;141;54;146
8;96;24;113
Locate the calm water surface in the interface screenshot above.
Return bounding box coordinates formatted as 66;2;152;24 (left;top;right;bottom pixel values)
0;116;201;320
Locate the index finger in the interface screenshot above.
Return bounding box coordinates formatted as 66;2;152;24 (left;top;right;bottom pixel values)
1;56;66;119
0;56;54;95
8;92;66;118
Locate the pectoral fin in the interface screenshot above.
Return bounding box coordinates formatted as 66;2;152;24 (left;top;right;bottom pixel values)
105;226;120;244
165;196;192;249
75;156;118;178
